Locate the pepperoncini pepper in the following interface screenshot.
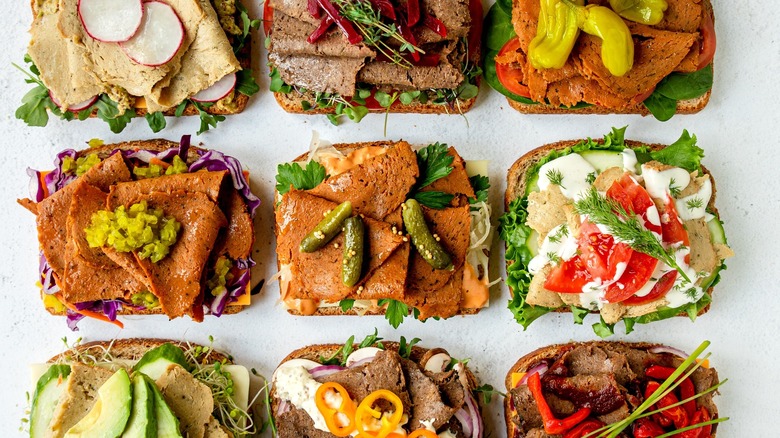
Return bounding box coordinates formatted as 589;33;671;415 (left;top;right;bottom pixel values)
355;390;405;438
315;382;358;437
573;4;635;76
609;0;668;25
528;0;583;70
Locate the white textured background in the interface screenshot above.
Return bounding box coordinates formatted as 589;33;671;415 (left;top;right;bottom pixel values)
1;0;778;436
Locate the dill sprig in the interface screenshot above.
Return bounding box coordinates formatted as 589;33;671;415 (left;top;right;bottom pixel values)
546;168;565;187
574;188;691;283
669;178;682;198
547;224;569;243
332;0;423;68
686;197;704;210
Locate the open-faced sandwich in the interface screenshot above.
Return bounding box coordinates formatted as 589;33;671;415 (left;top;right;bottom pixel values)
273;138;494;327
505;341;724;437
19;136;260;329
483;0;715;120
16;0;260;133
500;127;732;336
28;338;257;437
271;332;485;437
264;0;483;124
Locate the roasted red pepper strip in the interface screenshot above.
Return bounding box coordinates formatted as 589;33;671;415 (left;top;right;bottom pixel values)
368;0;396;19
528;372;592;435
423;15;447;38
563;418;604;438
633;417;666;438
645;381;689;430
308;15;335;43
645;365;697;418
316;0;363;44
308;0;322;19
395;17;421;62
406;0;420;26
680;406;712;438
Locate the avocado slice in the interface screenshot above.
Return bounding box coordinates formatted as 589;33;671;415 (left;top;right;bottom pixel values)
63;368;132;437
122;374;157;437
30;364;71;438
143;375;183;438
133;343;191;381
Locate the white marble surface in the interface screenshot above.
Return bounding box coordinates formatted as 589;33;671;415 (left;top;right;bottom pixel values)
1;1;778;436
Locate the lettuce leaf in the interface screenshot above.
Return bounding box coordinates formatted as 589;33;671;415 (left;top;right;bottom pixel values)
643;65;713;121
649;130;705;172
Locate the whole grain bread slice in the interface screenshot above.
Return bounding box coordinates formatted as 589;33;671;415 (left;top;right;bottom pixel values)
47;338;233;365
503;341;719;438
505;138;720;318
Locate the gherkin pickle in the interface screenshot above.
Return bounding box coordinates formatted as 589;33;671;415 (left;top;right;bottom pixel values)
300;201;353;253
341;216;365;287
402;199;453;270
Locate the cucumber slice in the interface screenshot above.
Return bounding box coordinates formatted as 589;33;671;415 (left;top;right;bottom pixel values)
30;365;71;438
579;150;624;172
708;216;727;244
143;376;182;438
123;374;156;437
133;343;191;380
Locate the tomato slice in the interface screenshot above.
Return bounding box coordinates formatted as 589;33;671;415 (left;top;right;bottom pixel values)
496;38;531;98
544;256;593;293
660;195;690;247
263;1;274;36
604;251;658;303
697;9;716;70
623;270;677;305
606;173;662;235
578;220;633;281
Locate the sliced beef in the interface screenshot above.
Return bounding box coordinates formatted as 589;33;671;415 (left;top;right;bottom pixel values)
213;190;254;260
429;370;466;410
406;264;463;320
34;152;131;276
271;11;374;58
269;0;320;25
270;52;366;96
563;345;637;386
543;374;626;415
60;182;145;303
157;364;214;438
277;408;334;438
358;41;466;90
419;0;471;39
307;141;419;221
132;191;227;321
400;358;457;430
358;207;408;301
421;146;475;199
107;171;227;208
276;190;404;301
509;385;575;431
325;350;412;413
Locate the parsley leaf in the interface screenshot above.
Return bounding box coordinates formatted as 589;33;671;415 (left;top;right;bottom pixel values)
469;175;490;204
16;84;51;127
234;2;261;54
571;306;589;325
378;299;409;329
189;100;225;135
357;329;383;349
339;299;355;312
94;96;135;134
144;112;166;133
416;143;454;188
269;68;292;93
398;336;421;359
414;191;454;209
275;161;328;195
474;384;506;405
320;335;355;365
236;69;260;96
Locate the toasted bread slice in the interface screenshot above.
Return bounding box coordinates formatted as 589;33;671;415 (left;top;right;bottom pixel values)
47;338;232;365
504;341;719;437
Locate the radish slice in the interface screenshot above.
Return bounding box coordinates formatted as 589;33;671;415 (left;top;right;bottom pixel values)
49;92;98;112
120;1;184;67
78;0;143;42
191;73;238;102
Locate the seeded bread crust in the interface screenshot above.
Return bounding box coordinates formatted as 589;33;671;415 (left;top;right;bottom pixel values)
505;138;719;318
503;341;718;438
271;341;481;424
28;0;252;118
43;139;250;318
47;338;232;365
503;0;714;116
275;141;483;318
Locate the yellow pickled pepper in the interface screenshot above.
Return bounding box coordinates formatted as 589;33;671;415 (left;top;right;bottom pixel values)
575;5;635;76
609;0;668;25
528;0;584;70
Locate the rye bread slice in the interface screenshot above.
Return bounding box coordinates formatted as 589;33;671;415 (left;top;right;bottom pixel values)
47;338;233;365
503;341;719;438
274;141;484;318
505;138;720;318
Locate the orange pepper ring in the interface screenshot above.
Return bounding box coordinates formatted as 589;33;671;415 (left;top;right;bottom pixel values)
408;430;439;438
315;382;357;437
355;390;405;438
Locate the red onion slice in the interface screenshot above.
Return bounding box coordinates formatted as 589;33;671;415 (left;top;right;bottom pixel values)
464;391;483;438
348;357;375;368
517;364;548;386
649;345;689;359
309;365;345;379
276;399;290;416
454;407;473;437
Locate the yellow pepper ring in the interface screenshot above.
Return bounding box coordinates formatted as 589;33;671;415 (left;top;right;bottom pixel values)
355;389;405;438
315;382;357;437
408;430;439;438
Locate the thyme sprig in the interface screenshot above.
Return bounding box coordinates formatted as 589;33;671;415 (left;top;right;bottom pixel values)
574;188;691;283
333;0;424;68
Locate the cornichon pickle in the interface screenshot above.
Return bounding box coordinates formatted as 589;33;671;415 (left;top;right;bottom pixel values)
341;216;365;287
300;201;352;253
402;199;453;270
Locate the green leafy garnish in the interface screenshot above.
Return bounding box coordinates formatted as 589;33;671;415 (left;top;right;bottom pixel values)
339;299;355;312
144;112;166;133
571;306;589;324
545;168;565;187
235;69;260;96
378;299;409;329
414;191;454;209
275;161;328;195
398;336;421;359
586;172;597;185
473;384;506;405
469;175;490;204
649;130;704;172
686;197;704;210
547;224;569;243
416;143;454;188
189;100;226;135
669;178;682;197
643;65;713;121
269;68;292;93
319;329;384;366
234;2;261;54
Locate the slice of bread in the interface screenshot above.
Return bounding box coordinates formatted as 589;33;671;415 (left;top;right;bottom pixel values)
275;141;485;318
504;341;719;437
505;138;720;318
48;338;232;365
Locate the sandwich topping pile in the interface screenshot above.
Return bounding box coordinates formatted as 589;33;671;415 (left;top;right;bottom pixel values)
273;139;493;326
19;136;259;329
271;333;484;437
265;0;482;123
484;0;715;120
505;341;724;437
29;339;256;437
17;0;260;133
500;128;732;336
